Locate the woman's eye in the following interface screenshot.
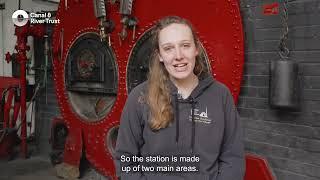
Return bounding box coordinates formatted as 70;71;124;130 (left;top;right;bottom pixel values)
163;47;173;51
183;44;191;48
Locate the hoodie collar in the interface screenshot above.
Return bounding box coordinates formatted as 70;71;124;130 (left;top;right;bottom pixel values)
168;73;215;100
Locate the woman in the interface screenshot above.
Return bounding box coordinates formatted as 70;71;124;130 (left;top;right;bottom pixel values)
115;16;245;180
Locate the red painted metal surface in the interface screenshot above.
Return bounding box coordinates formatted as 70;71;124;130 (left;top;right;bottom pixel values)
0;77;20;158
0;77;20;129
245;154;275;180
52;0;244;178
0;77;20;89
3;89;15;128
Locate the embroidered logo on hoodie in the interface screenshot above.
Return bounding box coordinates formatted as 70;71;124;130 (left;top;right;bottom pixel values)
188;107;212;124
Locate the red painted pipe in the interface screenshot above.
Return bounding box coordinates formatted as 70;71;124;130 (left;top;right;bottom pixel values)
5;22;45;158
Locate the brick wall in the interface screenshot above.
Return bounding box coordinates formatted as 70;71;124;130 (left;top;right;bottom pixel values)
239;0;320;179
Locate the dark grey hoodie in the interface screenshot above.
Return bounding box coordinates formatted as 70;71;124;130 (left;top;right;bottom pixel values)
115;75;245;180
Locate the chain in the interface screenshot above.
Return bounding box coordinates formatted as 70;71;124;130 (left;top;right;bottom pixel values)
278;0;290;59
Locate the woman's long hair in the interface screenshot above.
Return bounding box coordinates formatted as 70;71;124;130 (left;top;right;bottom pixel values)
147;16;206;131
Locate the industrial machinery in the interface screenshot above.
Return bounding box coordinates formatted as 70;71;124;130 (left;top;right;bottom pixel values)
1;0;274;179
51;0;245;179
0;21;45;159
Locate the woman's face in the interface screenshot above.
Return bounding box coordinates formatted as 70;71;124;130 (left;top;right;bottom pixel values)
158;23;199;81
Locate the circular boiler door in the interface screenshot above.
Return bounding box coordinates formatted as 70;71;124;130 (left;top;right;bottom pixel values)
127;28;210;92
65;33;118;122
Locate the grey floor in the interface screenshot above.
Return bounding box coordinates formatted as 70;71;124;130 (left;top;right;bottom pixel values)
0;153;109;180
0;134;111;180
0;155;60;180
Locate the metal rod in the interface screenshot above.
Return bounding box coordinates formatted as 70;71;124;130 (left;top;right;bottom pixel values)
20;57;27;158
44;35;49;104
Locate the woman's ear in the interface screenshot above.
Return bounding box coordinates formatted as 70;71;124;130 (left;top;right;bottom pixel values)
195;41;200;56
195;48;199;56
159;54;164;62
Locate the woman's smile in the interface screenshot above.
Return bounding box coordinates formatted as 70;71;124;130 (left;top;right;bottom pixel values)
173;63;188;71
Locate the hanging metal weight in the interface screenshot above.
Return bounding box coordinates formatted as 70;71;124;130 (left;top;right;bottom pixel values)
270;60;299;110
270;0;299;110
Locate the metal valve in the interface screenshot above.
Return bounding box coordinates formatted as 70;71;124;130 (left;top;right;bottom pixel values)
103;20;115;46
118;16;138;45
93;0;115;45
5;52;12;63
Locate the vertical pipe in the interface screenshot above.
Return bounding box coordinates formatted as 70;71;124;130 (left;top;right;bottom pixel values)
20;61;27;158
44;35;48;103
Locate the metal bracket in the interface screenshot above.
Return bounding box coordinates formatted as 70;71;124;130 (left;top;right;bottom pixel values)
0;3;5;10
